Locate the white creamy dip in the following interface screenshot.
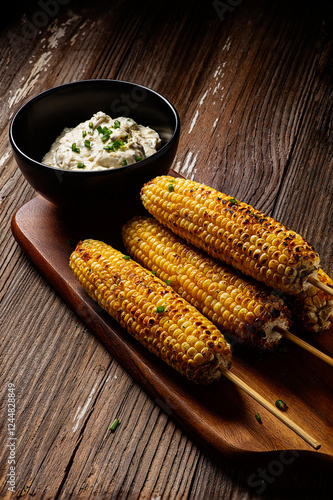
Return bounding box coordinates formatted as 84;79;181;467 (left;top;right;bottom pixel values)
42;111;161;171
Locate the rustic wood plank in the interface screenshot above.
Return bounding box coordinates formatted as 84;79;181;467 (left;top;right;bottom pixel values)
1;0;333;498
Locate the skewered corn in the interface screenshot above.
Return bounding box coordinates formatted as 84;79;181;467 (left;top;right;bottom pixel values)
69;239;232;384
122;216;291;349
291;269;333;334
140;176;320;295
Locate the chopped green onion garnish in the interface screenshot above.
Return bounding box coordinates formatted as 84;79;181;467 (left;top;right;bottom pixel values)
121;159;127;166
101;133;110;142
255;412;262;424
165;279;171;286
82;130;87;137
135;157;142;162
229;197;238;205
77;162;85;169
72;143;80;153
109;418;120;432
168;184;174;192
84;139;91;148
275;399;288;411
104;140;124;152
113;120;121;129
89;121;93;128
156;306;165;313
122;255;130;260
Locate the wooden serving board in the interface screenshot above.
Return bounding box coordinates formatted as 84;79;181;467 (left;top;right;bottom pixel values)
11;187;333;470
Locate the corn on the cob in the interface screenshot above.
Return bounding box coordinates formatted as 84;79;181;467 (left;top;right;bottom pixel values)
122;216;292;349
69;239;232;384
290;269;333;334
140;176;320;295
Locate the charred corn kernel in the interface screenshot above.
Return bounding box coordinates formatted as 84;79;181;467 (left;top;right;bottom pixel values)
122;216;292;349
140;176;320;294
290;268;333;333
70;239;232;384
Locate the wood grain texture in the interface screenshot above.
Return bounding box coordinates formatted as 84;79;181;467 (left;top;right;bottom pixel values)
1;0;333;498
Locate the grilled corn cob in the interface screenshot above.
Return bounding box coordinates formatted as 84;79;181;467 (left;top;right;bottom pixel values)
290;269;333;334
140;176;320;295
69;239;232;384
122;216;292;349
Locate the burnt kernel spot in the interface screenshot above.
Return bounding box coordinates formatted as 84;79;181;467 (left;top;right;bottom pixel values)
271;308;280;319
82;252;91;262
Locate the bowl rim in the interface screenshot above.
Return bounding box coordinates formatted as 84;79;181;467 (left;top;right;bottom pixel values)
9;78;180;177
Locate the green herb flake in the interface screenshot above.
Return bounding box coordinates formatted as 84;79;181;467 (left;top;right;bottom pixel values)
165;279;171;286
168;183;174;193
151;270;156;276
101;133;111;143
109;418;120;433
84;139;91;148
275;399;288;411
89;121;94;129
77;162;85;169
72;143;80;153
229;197;238;205
156;306;165;313
122;255;130;260
135;157;142;162
121;159;127;166
82;130;87;138
255;412;262;424
104;140;124;152
113;120;121;129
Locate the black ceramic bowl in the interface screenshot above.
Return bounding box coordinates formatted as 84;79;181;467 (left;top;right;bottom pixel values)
9;79;180;210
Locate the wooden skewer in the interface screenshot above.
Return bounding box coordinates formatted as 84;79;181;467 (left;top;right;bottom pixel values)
307;275;333;297
220;368;321;450
273;326;333;368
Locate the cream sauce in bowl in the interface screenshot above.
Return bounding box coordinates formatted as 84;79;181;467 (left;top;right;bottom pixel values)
42;111;161;171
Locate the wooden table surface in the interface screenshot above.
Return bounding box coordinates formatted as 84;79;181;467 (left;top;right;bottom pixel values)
1;0;332;498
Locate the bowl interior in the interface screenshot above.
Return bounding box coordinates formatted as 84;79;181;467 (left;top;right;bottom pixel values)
11;80;178;164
